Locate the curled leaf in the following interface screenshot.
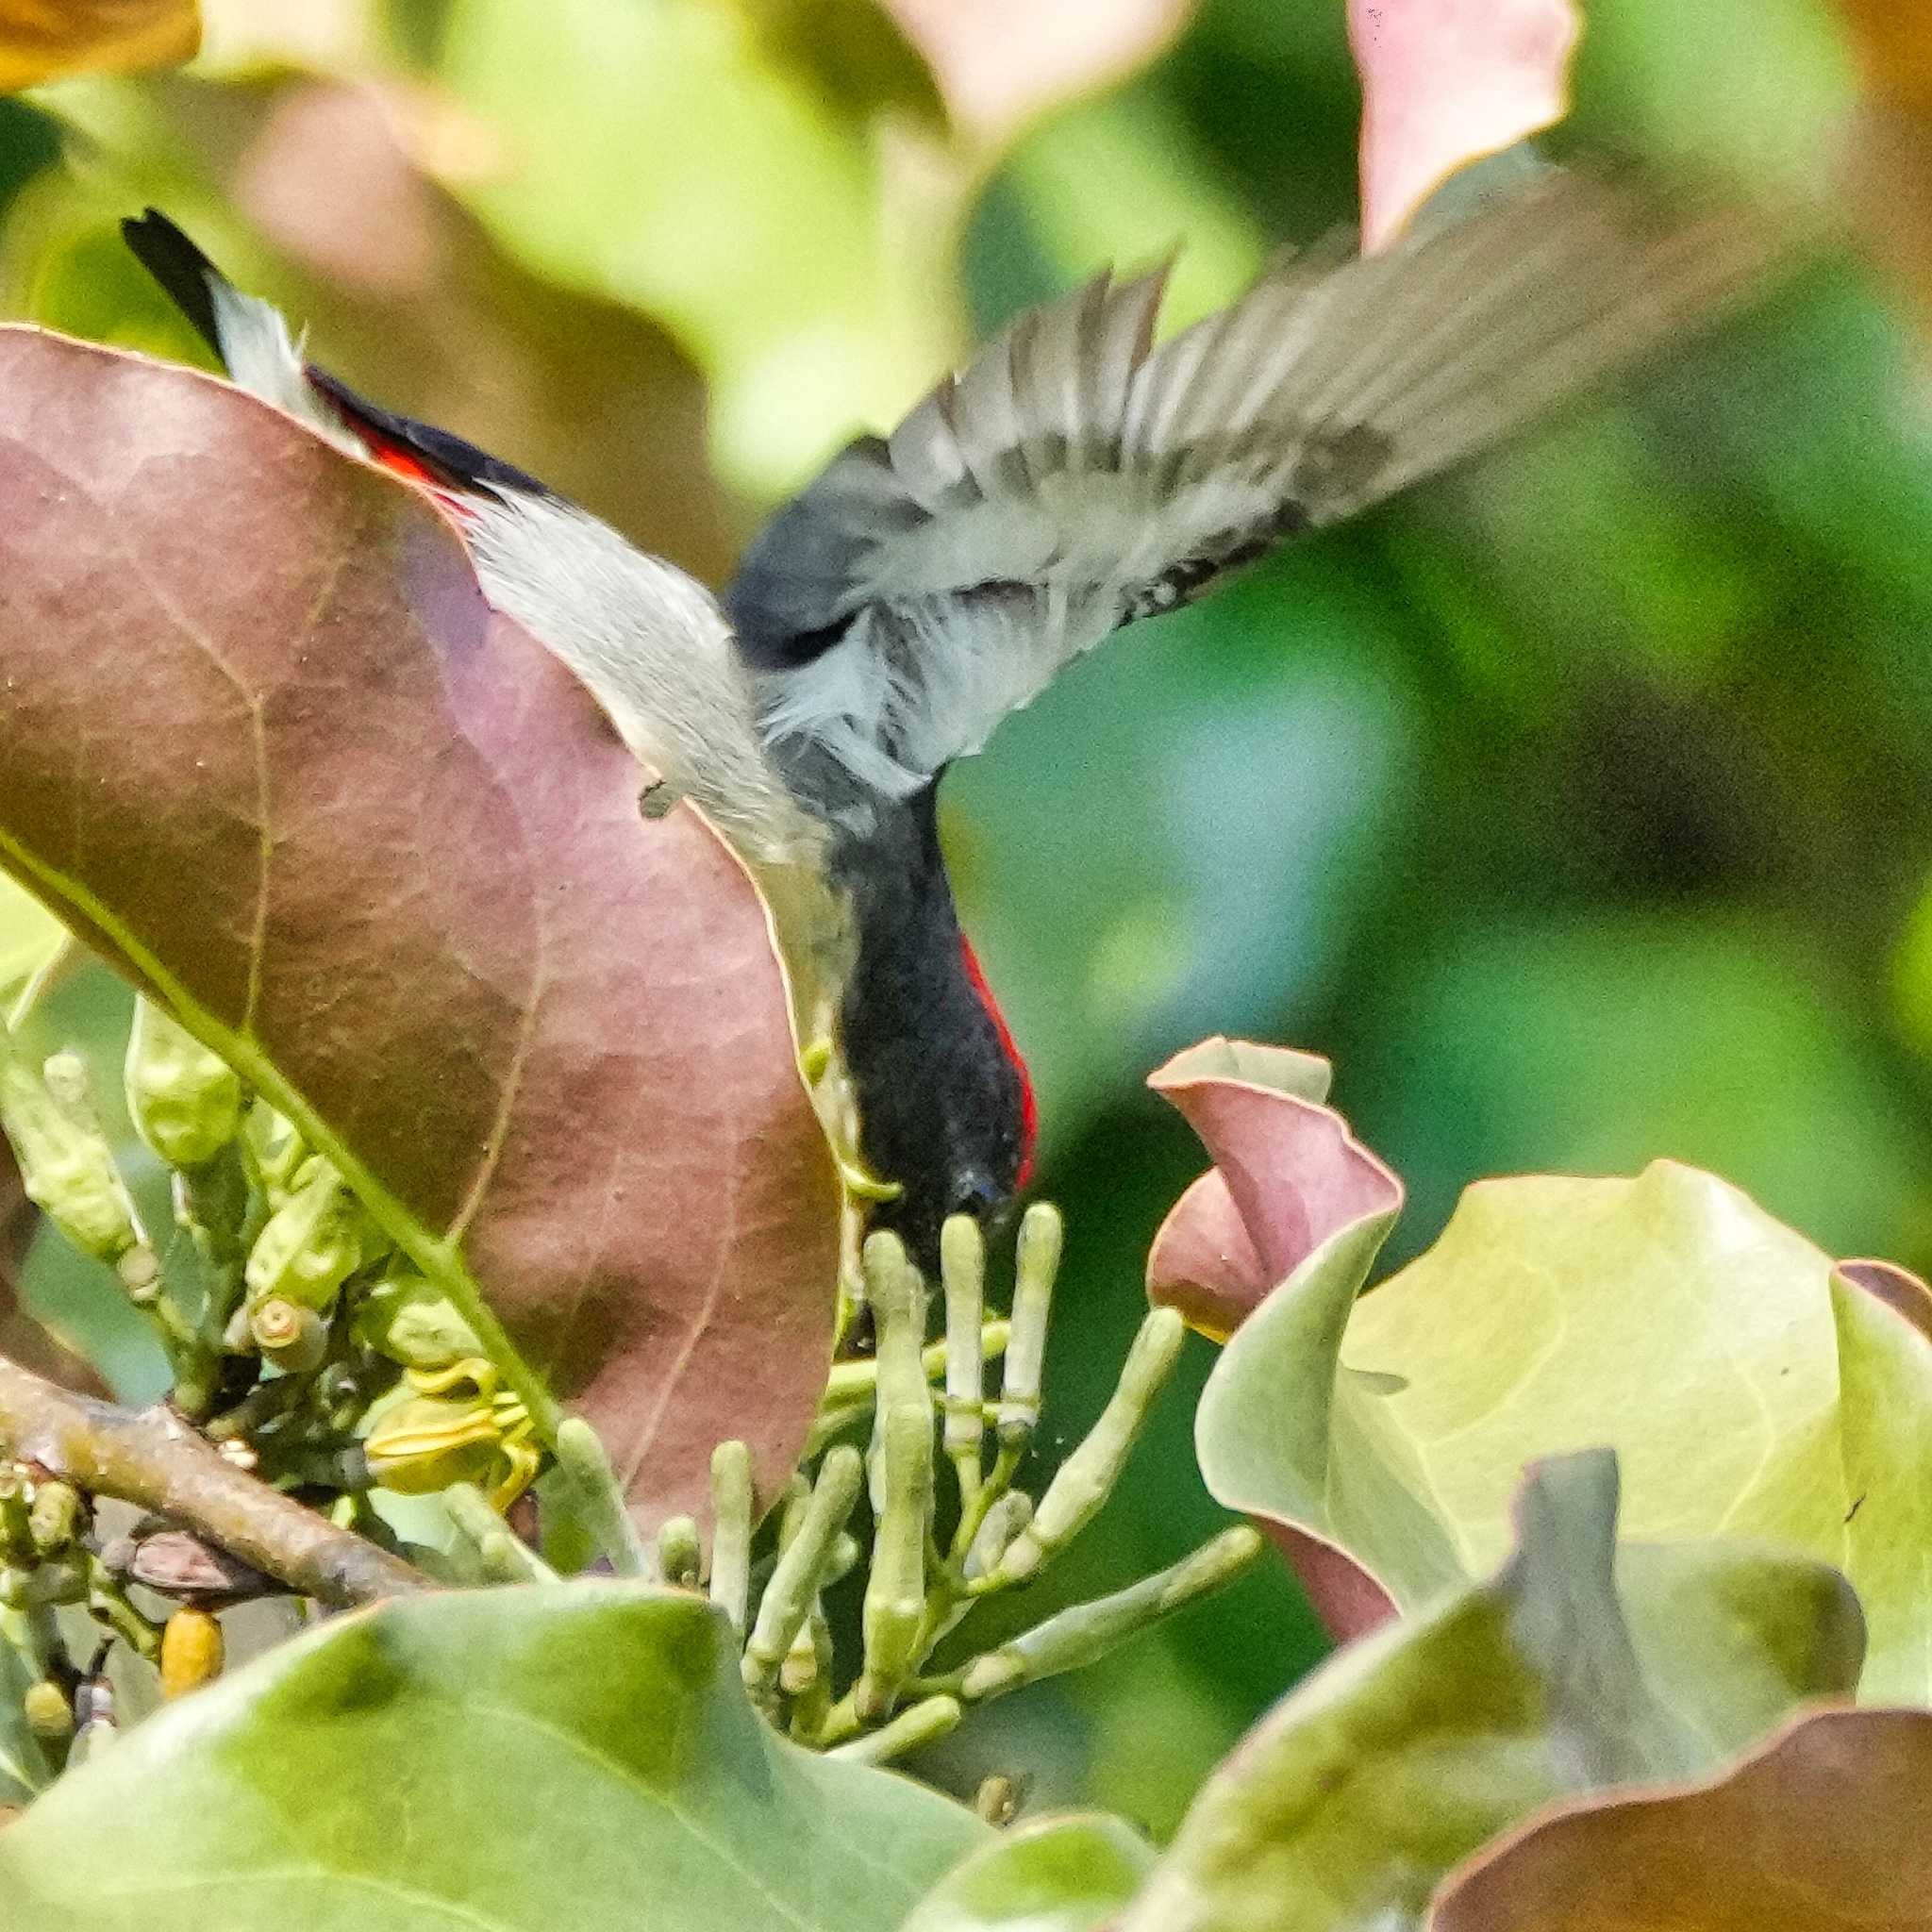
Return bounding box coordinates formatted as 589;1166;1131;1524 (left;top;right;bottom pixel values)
0;327;841;1531
1182;1136;1932;1694
1117;1452;1861;1932
1145;1038;1401;1340
1348;0;1580;251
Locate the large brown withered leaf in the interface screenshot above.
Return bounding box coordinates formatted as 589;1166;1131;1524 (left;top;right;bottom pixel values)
0;326;841;1530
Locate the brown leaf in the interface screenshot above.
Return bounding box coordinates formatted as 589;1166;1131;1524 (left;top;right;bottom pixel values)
0;0;199;92
0;328;841;1531
1145;1038;1402;1340
1429;1707;1932;1930
1348;0;1580;251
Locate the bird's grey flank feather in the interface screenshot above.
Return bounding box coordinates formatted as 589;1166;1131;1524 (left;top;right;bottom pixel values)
731;169;1780;808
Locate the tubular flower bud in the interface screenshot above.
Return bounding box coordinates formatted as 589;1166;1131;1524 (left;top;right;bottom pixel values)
350;1270;485;1371
994;1307;1185;1586
963;1525;1263;1703
554;1418;650;1578
827;1693;962;1766
858;1398;935;1722
0;1041;147;1266
744;1445;862;1690
245;1155;368;1311
249;1295;327;1373
964;1491;1034;1583
124;997;242;1170
998;1204;1062;1447
442;1482;555;1586
159;1606;225;1699
863;1233;931;1512
941;1215;987;1466
708;1441;755;1636
656;1515;702;1590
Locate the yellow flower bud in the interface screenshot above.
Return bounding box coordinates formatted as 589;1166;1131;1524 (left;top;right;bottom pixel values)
159;1606;225;1699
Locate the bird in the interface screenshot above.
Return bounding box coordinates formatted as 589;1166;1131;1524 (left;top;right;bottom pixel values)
122;170;1774;1271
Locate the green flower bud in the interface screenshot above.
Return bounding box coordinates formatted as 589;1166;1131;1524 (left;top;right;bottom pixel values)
858;1399;934;1722
25;1479;82;1556
708;1441;754;1635
124;998;242;1169
656;1515;702;1589
350;1272;484;1371
0;1042;145;1263
242;1102;307;1205
245;1155;365;1311
998;1204;1062;1447
22;1680;72;1742
249;1295;327;1373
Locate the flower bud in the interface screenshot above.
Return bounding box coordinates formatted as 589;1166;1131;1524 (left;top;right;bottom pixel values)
159;1606;225;1699
350;1271;483;1371
22;1679;72;1742
124;998;242;1169
0;1043;146;1264
245;1155;366;1311
249;1295;327;1373
25;1479;82;1556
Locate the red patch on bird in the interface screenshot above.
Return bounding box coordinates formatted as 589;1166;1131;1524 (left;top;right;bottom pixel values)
367;441;438;489
958;935;1037;1186
358;433;475;525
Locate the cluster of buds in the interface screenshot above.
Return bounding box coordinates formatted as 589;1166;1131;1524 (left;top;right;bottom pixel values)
3;982;1255;1773
8;988;541;1518
714;1208;1261;1761
0;1460;174;1789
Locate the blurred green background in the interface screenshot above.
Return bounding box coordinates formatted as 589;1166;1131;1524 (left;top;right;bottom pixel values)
3;0;1928;1834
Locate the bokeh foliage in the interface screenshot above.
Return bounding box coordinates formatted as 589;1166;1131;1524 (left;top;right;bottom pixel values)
2;0;1925;1831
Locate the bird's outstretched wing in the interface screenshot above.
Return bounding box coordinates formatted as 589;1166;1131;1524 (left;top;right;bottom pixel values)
727;168;1782;807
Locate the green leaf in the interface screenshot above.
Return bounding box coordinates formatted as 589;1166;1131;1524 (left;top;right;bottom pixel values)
901;1813;1155;1932
1830;1265;1932;1702
0;1583;987;1928
1194;1157;1919;1691
1112;1453;1860;1932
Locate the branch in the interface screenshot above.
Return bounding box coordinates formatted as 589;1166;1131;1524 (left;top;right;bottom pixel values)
0;1353;432;1607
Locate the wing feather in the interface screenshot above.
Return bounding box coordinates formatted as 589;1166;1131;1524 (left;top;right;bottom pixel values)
726;166;1788;805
